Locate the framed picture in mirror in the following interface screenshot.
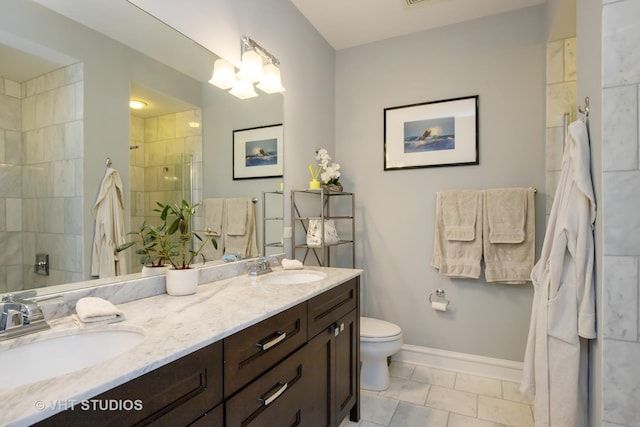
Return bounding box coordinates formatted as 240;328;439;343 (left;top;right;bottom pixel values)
233;124;284;179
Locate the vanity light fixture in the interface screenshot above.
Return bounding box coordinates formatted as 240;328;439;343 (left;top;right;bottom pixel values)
209;58;236;89
209;36;285;99
129;100;147;110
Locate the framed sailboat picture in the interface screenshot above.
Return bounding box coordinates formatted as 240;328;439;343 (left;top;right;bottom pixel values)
384;95;479;170
233;124;284;179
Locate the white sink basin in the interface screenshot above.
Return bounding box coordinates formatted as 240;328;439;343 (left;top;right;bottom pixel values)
259;270;327;285
0;327;145;388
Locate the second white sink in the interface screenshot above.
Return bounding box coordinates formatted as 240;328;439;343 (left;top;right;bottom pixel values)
259;270;327;285
0;327;145;389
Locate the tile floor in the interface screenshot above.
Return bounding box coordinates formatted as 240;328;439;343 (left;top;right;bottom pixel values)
340;361;534;427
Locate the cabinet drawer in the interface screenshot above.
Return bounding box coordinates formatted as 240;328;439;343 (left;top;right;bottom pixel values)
224;303;307;397
226;345;306;427
36;341;223;427
307;278;358;338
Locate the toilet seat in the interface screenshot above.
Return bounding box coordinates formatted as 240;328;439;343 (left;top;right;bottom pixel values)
360;317;402;343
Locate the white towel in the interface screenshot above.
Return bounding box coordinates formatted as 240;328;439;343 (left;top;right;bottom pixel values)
202;198;225;261
482;188;535;283
202;198;225;236
441;190;478;241
282;259;304;270
485;188;527;243
224;198;258;259
226;198;248;236
431;190;483;279
75;297;125;324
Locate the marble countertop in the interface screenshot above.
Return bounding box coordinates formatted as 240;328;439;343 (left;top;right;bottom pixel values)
0;266;362;427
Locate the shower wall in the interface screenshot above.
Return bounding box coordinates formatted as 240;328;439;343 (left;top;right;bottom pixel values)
129;109;202;272
0;63;83;293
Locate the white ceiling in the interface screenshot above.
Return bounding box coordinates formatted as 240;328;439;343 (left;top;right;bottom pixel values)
290;0;547;50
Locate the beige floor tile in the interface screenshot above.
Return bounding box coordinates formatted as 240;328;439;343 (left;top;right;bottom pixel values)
501;381;533;404
478;395;534;427
411;365;456;388
425;385;477;417
388;402;448;427
379;377;430;405
448;413;506;427
389;361;416;379
455;373;503;398
360;392;400;426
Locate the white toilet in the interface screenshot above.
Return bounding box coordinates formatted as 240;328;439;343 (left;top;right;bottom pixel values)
360;316;403;391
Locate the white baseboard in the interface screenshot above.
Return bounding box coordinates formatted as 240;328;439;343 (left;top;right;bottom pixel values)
393;344;524;383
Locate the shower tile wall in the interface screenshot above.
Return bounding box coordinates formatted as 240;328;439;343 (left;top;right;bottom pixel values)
602;1;640;425
0;77;23;293
546;36;576;215
0;63;83;293
129;109;202;272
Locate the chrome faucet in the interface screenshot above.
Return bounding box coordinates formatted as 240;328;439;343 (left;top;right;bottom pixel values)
0;294;50;341
248;256;277;276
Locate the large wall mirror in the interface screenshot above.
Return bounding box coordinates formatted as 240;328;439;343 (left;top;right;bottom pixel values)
0;0;284;295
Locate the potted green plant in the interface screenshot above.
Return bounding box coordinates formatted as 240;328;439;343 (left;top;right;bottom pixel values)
117;221;169;276
154;199;217;295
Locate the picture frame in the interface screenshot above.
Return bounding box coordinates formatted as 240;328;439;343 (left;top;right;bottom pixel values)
233;124;284;180
384;95;479;170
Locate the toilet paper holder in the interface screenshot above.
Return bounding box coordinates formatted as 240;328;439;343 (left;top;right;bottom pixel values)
428;288;450;308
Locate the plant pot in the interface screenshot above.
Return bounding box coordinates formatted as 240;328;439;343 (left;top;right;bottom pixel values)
322;183;343;192
165;268;199;296
141;265;169;277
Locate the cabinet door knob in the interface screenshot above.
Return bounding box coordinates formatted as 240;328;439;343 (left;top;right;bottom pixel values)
256;331;287;351
259;381;288;406
334;324;340;336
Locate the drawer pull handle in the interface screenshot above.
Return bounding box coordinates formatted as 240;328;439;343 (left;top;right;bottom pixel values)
257;331;287;351
260;381;288;406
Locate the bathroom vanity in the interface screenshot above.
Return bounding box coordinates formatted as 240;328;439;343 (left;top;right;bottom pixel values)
0;266;360;426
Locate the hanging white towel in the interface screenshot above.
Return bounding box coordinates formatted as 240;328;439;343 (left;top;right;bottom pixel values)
431;190;483;279
224;198;258;258
226;198;248;235
201;198;225;261
482;187;535;283
91;167;128;278
521;118;596;427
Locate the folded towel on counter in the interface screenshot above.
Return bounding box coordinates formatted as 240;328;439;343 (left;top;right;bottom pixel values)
482;187;536;283
282;258;304;270
75;297;125;324
441;190;479;241
485;188;527;243
431;190;483;279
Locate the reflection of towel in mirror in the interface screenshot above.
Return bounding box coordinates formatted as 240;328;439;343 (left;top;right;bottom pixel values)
201;198;225;261
224;198;258;259
483;188;535;283
431;190;482;279
75;297;125;324
91;167;128;278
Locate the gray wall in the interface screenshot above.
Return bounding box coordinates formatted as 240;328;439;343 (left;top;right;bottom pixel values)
335;6;546;361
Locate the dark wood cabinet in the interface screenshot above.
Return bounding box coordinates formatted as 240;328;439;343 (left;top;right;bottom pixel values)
36;276;359;427
35;341;224;427
305;278;360;426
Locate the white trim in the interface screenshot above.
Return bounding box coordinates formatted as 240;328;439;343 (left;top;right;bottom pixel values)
393;344;524;383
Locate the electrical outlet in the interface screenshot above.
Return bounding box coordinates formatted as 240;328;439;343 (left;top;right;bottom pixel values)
283;227;292;238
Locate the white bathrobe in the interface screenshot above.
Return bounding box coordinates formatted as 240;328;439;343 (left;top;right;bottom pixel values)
521;118;596;426
91;167;128;278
